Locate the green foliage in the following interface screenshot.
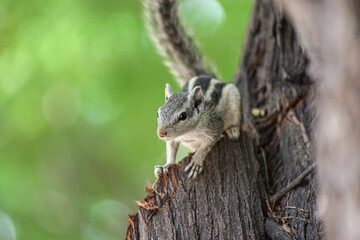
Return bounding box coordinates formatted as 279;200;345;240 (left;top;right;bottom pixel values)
0;0;251;239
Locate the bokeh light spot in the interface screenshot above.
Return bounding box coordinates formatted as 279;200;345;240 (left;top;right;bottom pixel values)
35;190;78;235
0;211;16;240
42;83;81;129
81;81;114;124
82;200;130;240
0;48;32;95
9;93;45;137
180;0;225;38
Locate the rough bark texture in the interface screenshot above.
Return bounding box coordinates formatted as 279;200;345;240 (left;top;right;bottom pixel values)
234;0;319;239
275;1;360;239
127;134;266;239
127;0;322;239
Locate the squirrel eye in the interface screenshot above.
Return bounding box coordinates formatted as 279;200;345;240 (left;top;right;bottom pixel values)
178;112;187;121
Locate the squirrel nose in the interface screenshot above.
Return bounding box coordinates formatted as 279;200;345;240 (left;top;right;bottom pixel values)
158;131;167;138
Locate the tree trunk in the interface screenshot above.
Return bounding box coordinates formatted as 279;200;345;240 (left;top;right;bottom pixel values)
275;1;360;239
127;134;265;239
127;0;321;239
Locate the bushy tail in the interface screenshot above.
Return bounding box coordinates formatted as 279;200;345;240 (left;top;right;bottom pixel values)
143;0;216;87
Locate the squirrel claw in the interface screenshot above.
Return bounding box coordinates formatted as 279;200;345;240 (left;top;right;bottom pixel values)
185;157;204;179
154;165;163;177
154;163;174;177
226;126;240;140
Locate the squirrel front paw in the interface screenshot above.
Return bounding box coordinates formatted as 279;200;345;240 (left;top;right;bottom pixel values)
184;156;204;179
154;163;174;177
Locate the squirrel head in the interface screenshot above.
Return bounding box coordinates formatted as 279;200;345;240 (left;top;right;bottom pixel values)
157;83;204;140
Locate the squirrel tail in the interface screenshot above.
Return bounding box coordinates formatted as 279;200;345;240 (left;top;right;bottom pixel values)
143;0;216;87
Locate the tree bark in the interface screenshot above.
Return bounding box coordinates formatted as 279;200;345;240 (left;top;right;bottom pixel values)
127;132;265;239
274;1;360;239
235;0;320;238
127;134;266;239
127;0;322;239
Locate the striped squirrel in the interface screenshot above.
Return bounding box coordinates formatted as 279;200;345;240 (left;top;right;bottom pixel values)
144;0;241;179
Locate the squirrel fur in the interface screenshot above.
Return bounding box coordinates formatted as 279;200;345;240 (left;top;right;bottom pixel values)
144;0;241;179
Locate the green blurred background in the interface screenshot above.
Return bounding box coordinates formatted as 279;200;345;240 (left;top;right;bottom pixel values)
0;0;251;239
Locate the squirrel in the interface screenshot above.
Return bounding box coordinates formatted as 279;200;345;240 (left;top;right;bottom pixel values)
144;0;241;179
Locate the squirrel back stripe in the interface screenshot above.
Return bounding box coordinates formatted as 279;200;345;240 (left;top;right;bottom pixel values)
143;0;216;87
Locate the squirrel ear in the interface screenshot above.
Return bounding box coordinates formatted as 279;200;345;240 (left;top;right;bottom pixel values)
188;87;204;113
165;84;173;101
